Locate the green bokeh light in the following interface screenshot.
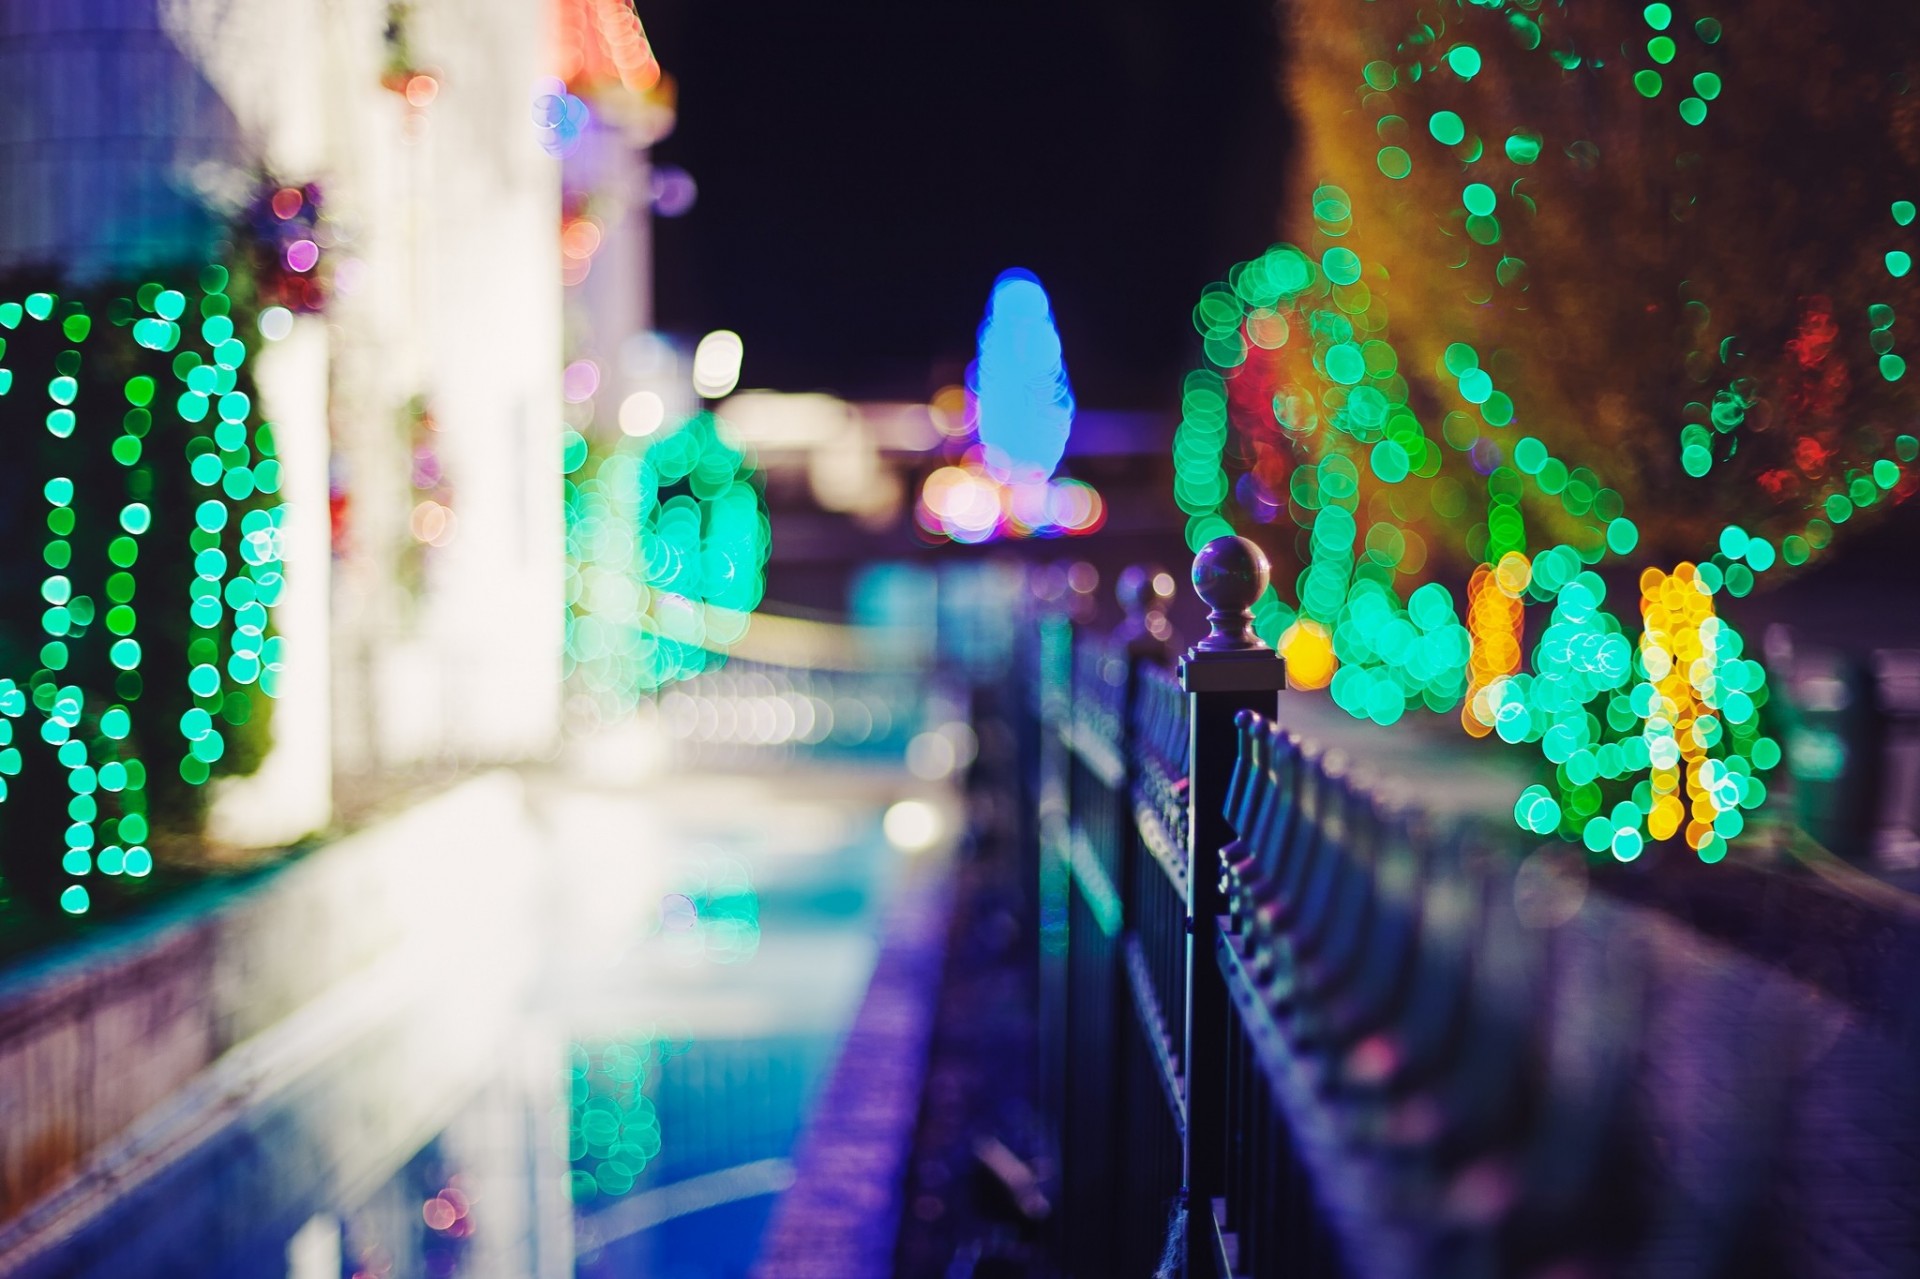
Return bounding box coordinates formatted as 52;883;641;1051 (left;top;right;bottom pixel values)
1446;45;1482;79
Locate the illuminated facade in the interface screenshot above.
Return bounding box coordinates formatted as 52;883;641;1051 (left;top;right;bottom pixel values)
0;0;567;908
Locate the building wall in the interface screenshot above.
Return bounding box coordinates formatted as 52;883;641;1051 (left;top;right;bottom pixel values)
177;0;568;775
0;0;569;835
0;772;550;1258
0;0;240;280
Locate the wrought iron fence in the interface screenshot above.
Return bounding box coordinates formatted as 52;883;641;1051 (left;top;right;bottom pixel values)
1017;536;1920;1279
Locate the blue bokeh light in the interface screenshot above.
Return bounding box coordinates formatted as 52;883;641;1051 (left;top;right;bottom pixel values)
971;269;1074;482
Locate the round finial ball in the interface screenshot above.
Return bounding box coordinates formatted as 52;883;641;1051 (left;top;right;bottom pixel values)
1191;536;1270;615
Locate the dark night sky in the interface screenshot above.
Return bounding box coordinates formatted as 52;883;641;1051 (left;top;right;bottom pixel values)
645;0;1292;409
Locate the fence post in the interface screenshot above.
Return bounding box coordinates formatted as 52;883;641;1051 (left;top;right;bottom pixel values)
1179;536;1284;1278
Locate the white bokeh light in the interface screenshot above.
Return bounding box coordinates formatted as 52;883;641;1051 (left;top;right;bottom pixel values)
619;390;666;437
691;329;744;399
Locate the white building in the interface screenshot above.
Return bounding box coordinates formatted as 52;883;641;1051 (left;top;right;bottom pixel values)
0;0;573;845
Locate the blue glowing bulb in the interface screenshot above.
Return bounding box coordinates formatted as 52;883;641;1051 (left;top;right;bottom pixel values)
972;269;1075;482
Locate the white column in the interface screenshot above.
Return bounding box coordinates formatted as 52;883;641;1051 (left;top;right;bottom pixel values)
208;319;333;847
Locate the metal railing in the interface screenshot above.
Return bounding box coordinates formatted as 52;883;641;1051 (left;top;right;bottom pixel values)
1017;536;1919;1279
1026;566;1196;1275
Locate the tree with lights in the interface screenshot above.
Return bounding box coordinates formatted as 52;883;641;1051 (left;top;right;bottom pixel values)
1173;0;1920;857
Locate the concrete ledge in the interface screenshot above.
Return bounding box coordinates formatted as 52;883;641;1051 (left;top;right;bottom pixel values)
0;771;545;1232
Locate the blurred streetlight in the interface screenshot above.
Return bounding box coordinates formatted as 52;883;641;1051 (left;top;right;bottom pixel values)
692;329;744;399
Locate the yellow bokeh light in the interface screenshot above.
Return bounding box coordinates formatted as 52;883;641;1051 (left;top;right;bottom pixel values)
1493;549;1532;598
1462;561;1524;736
1638;561;1731;844
1649;795;1684;841
1279;619;1338;690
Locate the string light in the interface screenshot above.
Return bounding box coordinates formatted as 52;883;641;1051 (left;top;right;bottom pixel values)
563;411;771;706
1462;560;1524;740
0;271;283;912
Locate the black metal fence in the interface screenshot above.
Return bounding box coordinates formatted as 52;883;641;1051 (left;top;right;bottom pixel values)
1020;537;1920;1279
